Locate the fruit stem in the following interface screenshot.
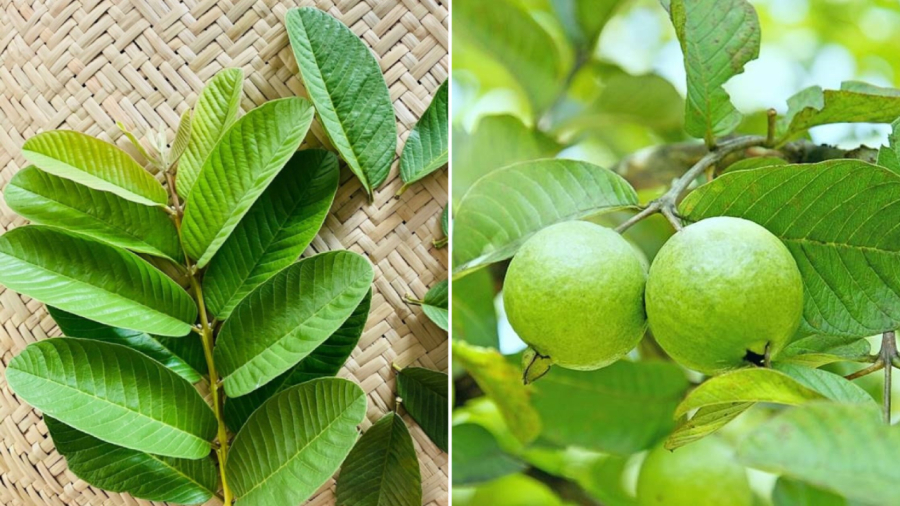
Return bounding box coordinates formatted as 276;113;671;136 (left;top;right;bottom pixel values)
615;136;767;233
881;331;897;425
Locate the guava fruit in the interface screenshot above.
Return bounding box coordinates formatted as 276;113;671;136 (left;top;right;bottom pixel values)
645;216;803;375
637;437;752;506
503;221;647;377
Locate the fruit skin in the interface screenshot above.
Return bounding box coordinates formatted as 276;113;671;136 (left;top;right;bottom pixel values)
645;216;803;375
503;220;647;370
637;437;753;506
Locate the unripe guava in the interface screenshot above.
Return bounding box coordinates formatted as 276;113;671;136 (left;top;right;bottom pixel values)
645;217;803;375
503;221;647;372
637;437;752;506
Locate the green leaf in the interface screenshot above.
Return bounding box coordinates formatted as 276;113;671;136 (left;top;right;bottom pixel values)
169;110;192;167
417;280;449;330
215;251;373;397
531;360;688;455
739;402;897;506
399;80;449;192
0;226;196;336
666;402;754;450
454;0;568;114
453;159;638;278
397;367;448;452
452;269;499;348
8;339;216;459
45;417;217;504
227;378;367;506
336;412;421;506
772;477;847;506
675;369;824;418
177;68;243;199
4;166;181;260
777;334;871;368
442;206;449;236
876;117;900;175
21;130;167;206
681;160;900;338
286;7;397;195
550;0;625;50
578;70;685;133
772;363;874;405
453;341;541;444
182;97;314;268
778;82;900;143
202;149;339;319
452;423;525;486
721;156;788;174
669;0;760;141
452;115;560;206
223;290;371;432
47;306;203;384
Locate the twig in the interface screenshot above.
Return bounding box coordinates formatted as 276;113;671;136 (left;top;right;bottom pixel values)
881;331;897;425
765;108;777;147
844;360;885;381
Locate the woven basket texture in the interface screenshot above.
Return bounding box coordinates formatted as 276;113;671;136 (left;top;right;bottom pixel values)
0;0;449;504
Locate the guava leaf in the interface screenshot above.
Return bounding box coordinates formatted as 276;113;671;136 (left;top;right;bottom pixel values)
452;423;525;486
772;363;874;404
419;280;449;331
21;130;167;206
453;341;541;444
202;149;339;319
45;417;217;504
739;402;897;506
226;378;367;506
399;80;449;191
669;0;760;141
772;477;848;506
550;0;625;50
531;360;688;455
578;70;684;133
681;160;900;338
181;97;314;268
0;226;196;336
452;159;638;278
397;366;448;452
876;117;900;175
215;251;373;397
452;269;499;348
169;110;192;167
336;412;422;506
454;0;568;114
777;334;871;368
441;206;449;236
452;115;560;206
721;156;787;174
286;7;397;195
8;339;216;459
5;166;181;260
665;402;753;450
47;306;203;384
777;82;900;143
177;68;243;199
223;290;371;432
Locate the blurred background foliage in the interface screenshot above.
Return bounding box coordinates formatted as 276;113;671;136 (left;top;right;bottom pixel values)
451;0;900;504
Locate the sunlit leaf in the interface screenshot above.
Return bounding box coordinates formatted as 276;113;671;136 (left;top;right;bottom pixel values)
8;339;216;459
668;0;760;141
453;159;638;278
777;334;871;368
399;80;449;192
681;160;900;338
739;402;896;506
177;68;243;199
778;82;900;143
666;402;753;450
203;149;339;319
0;226;196;336
22;130;167;206
286;7;397;195
215;251;373;397
46;417;217;504
5;166;181;260
182;97;314;268
397;367;448;452
453;341;540;444
336;412;421;506
227;378;367;506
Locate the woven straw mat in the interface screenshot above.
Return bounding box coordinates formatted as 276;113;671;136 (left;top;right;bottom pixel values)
0;1;449;505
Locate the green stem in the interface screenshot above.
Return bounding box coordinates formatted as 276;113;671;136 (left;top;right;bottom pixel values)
433;237;448;248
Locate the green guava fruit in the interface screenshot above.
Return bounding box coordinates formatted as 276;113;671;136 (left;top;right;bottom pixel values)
503;221;647;374
637;437;752;506
645;216;803;375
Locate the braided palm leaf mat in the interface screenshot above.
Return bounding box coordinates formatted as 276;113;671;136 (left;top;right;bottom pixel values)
0;1;449;504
